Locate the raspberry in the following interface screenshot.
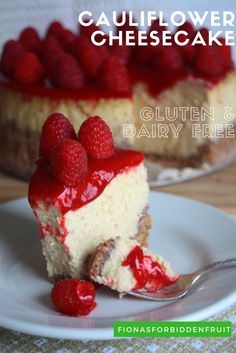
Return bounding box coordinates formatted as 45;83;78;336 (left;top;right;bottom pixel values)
178;21;195;38
73;35;90;58
51;54;85;89
43;48;65;73
39;113;76;161
52;139;88;186
14;52;45;84
98;57;131;94
19;27;41;53
217;37;232;69
58;29;75;51
194;45;222;76
155;46;183;71
110;41;131;65
78;42;104;77
149;17;167;34
51;279;96;316
78;116;115;159
0;40;25;76
42;35;62;53
79;20;100;38
47;21;64;38
116;13;139;44
177;38;195;62
199;28;209;43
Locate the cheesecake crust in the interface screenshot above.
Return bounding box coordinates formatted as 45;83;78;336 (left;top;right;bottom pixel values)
1;120;236;179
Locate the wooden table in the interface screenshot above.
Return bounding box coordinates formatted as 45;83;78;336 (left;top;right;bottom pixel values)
0;161;235;216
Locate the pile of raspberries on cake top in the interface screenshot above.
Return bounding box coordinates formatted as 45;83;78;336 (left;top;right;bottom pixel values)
0;16;232;92
0;15;232;93
39;113;115;187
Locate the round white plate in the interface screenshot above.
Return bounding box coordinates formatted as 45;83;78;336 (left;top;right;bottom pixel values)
0;193;236;340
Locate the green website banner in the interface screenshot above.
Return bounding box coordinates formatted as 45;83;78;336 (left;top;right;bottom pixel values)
114;321;232;337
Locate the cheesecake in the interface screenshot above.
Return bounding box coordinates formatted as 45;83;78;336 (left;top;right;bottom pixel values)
28;114;150;281
88;237;178;294
1;19;236;179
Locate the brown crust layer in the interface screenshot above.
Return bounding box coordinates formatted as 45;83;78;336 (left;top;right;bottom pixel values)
0;121;38;179
1;121;236;179
146;131;236;168
87;238;116;279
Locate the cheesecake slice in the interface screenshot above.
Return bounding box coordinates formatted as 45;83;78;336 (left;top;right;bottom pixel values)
28;114;150;281
88;237;178;294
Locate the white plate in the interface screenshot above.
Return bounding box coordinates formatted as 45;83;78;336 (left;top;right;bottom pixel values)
0;193;236;340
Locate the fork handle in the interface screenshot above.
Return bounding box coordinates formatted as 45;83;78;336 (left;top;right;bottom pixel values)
196;257;236;277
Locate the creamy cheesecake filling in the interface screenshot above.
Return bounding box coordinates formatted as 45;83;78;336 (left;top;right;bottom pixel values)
31;163;149;278
89;237;178;293
133;71;236;158
0;81;134;147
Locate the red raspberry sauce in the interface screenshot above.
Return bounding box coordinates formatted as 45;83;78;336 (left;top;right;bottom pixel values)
28;149;144;215
122;245;179;292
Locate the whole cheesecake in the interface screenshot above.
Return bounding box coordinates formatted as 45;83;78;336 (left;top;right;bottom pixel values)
1;18;236;178
28;114;150;280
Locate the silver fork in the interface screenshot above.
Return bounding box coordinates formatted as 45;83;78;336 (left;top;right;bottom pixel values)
128;258;236;301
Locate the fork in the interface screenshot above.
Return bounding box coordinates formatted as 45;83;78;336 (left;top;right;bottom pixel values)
128;257;236;301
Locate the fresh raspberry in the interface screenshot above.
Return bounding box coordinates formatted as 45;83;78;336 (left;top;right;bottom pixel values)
52;139;88;186
194;45;222;76
98;57;131;94
199;28;209;42
47;21;64;38
136;36;160;65
78;42;104;77
73;35;90;58
79;20;100;38
149;17;167;34
14;52;45;84
178;21;195;38
43;48;65;73
19;27;41;52
116;13;139;44
0;40;25;76
110;41;131;65
58;29;76;51
217;37;232;69
39;113;76;161
51;54;85;89
155;46;183;71
78;116;115;159
176;38;195;63
42;35;62;53
51;279;96;316
97;44;110;61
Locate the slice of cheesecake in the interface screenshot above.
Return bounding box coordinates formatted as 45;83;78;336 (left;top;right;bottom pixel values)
88;237;178;294
28;114;150;281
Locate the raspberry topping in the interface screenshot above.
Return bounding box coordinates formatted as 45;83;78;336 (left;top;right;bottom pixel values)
110;41;131;65
155;46;183;71
78;116;115;159
46;21;64;38
14;52;45;84
51;54;85;89
178;21;195;38
39;112;76;161
194;45;222;76
0;40;25;76
217;37;232;69
19;27;41;53
122;246;178;292
58;29;76;51
52;139;88;186
78;42;104;77
51;279;96;316
98;57;131;94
